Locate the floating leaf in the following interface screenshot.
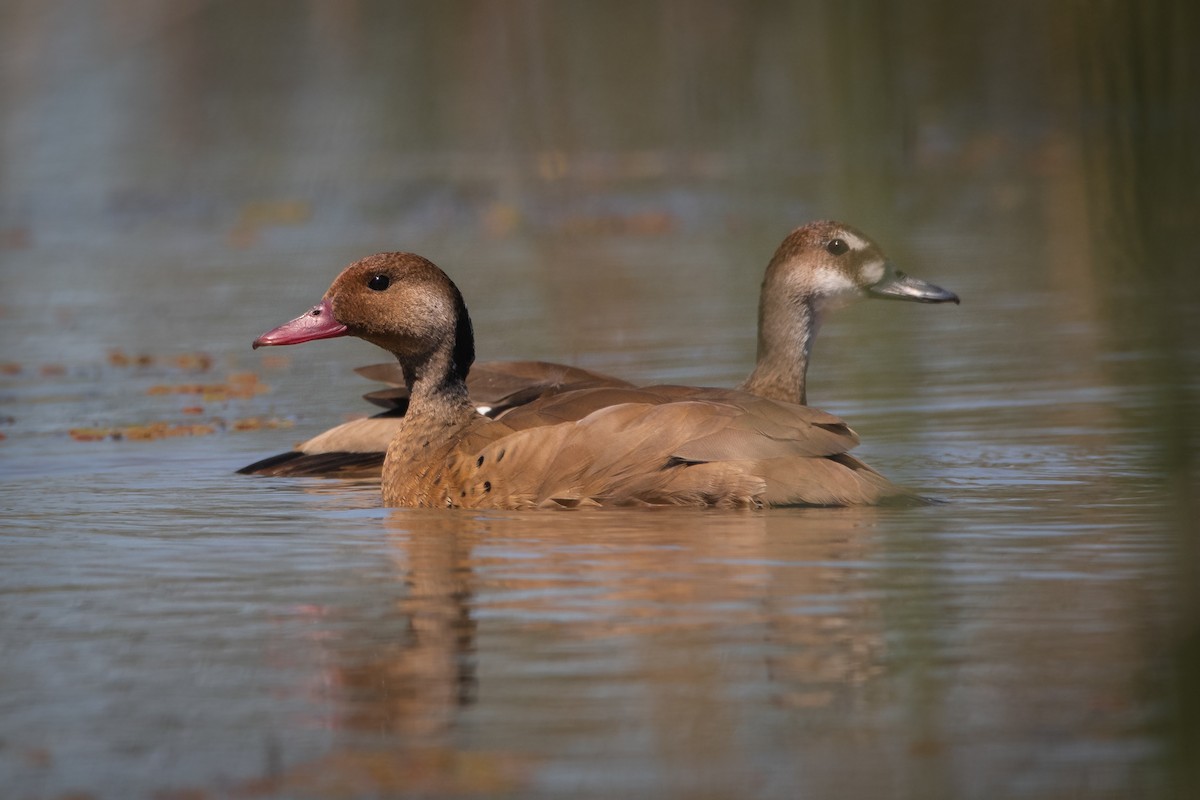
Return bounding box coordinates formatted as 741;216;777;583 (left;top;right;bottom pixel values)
234;747;531;798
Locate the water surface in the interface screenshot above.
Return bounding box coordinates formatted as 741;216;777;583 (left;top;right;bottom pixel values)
2;3;1197;799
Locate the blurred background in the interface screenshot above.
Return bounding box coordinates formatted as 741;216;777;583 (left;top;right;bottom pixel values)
2;2;1198;798
2;1;1197;391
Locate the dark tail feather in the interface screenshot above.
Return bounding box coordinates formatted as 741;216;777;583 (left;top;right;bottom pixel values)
237;451;385;478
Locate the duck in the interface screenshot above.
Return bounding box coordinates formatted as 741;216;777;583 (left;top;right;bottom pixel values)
237;360;631;477
248;246;950;508
239;220;957;478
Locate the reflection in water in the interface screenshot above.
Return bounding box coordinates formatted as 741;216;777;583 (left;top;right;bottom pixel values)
335;514;477;739
304;508;894;795
332;509;890;727
247;501;1170;798
1068;4;1200;794
1070;0;1199;523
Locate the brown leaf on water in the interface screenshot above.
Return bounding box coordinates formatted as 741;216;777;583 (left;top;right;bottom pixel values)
258;354;291;370
172;352;214;372
120;422;217;440
40;363;67;377
0;362;20;375
108;349;215;372
69;427;113;442
70;422;217;442
146;372;269;402
233;747;531;798
231;417;294;432
68;417;291;442
227;372;263;387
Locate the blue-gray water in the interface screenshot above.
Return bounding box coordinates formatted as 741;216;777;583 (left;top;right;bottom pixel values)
2;3;1198;799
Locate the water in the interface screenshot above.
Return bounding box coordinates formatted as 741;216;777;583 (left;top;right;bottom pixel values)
2;2;1198;799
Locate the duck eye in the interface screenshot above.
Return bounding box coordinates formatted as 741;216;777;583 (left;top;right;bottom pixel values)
367;274;390;291
826;238;849;256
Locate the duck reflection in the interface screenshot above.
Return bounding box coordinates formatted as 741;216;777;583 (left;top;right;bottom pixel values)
323;507;889;739
331;511;478;738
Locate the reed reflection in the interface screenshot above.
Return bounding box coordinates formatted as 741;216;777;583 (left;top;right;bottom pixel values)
1068;3;1200;792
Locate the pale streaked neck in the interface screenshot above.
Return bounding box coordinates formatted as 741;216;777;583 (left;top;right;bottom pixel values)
740;297;819;406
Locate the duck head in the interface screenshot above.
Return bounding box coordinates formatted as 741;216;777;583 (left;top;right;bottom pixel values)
762;220;959;312
745;220;958;404
252;252;476;384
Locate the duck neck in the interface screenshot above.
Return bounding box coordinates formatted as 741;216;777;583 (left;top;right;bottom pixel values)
382;341;478;509
740;295;818;406
402;350;475;423
398;295;478;426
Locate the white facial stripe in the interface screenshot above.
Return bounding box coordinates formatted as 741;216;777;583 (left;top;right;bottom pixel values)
810;266;858;295
839;231;871;252
860;259;885;285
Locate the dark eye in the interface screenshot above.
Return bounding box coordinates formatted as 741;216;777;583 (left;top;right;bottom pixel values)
826;238;849;256
367;274;390;291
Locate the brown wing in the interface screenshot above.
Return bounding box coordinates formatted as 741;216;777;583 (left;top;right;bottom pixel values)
356;360;632;412
436;397;908;509
239;360;631;477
